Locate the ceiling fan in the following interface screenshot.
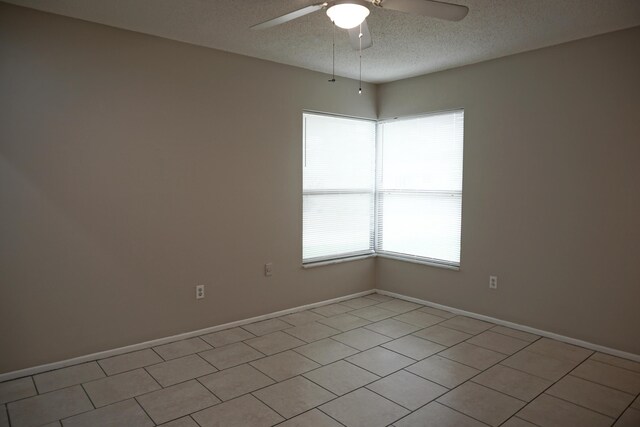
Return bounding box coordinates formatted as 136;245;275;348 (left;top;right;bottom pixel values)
251;0;469;51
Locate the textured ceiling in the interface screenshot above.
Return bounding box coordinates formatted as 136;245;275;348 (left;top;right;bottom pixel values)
5;0;640;83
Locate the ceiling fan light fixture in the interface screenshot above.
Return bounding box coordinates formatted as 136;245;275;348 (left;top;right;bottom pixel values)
326;2;370;29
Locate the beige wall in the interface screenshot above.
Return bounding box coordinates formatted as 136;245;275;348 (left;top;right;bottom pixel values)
376;26;640;355
0;4;376;374
2;3;639;375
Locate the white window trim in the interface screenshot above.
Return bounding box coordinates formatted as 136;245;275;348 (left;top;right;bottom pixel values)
302;109;464;271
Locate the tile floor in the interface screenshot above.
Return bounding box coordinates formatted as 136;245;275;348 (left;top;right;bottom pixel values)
1;293;639;427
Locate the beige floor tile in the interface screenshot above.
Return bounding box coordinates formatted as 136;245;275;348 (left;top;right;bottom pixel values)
62;398;153;427
472;364;552;402
437;382;524;427
394;401;486;427
253;376;335;419
311;303;353;317
382;335;446;360
346;347;414;376
34;362;104;394
304;360;379;395
145;354;216;387
200;327;255;348
199;342;264;370
368;370;447;410
7;385;93;427
500;417;538;427
490;326;540;343
393;311;443;328
137;380;219;425
278;408;342;426
438;316;494;335
192;394;283;427
376;300;422;314
98;349;163;376
250;351;319;381
199;364;274;401
0;377;37;405
245;331;305;355
349;306;397;322
615;408;640;427
406;355;480;388
0;406;7;427
159;417;199;427
439;342;506;370
517;394;613;427
280;311;325;327
418;306;456;319
466;331;530;355
365;318;421;338
284;322;340;343
320;388;409;427
293;338;359;365
546;375;634;418
318;314;371;332
412;325;472;347
242;318;292;336
365;293;394;303
83;368;160;407
332;328;392;351
501;350;576;381
591;352;640;373
526;337;593;363
153;338;212;361
341;297;380;309
572;359;640;394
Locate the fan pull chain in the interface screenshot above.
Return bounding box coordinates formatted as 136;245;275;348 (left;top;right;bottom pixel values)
358;23;362;94
329;21;336;82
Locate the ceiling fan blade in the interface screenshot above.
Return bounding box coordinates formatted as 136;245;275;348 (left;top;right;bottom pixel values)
251;3;327;30
348;19;373;50
380;0;468;21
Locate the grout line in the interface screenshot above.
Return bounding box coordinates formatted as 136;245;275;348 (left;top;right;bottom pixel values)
0;290;377;383
132;395;158;426
586;355;640;375
375;289;640;362
540;391;617;420
3;294;637;427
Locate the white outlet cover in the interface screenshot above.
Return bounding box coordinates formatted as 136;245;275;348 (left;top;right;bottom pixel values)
196;285;205;299
489;276;498;289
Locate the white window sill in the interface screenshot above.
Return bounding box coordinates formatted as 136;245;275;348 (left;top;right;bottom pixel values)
303;253;459;270
376;253;460;271
302;254;376;269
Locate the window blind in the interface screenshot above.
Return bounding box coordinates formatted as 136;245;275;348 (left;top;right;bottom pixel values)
376;110;464;266
303;113;376;263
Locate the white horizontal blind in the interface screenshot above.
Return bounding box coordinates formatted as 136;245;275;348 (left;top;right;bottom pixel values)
376;110;464;265
303;113;376;263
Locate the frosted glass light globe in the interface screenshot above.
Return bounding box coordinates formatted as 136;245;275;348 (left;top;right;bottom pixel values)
326;3;370;29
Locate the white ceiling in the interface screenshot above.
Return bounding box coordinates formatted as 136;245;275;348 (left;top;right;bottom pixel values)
6;0;640;83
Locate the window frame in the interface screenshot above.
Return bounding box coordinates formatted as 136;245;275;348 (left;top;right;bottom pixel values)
302;111;377;265
302;109;464;270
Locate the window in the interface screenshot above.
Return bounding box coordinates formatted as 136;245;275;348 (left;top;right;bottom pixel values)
376;110;464;266
303;112;376;263
302;110;464;268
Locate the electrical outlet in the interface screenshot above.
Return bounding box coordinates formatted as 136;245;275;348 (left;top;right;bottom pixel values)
489;276;498;290
265;263;273;277
196;285;205;299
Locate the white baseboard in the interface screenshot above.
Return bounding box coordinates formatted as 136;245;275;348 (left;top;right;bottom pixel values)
375;289;640;363
0;289;375;383
4;287;637;383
